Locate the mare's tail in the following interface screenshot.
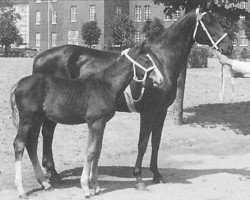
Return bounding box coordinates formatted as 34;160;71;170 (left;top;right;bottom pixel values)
10;83;19;128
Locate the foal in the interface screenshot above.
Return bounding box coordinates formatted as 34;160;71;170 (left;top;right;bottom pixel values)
11;41;161;199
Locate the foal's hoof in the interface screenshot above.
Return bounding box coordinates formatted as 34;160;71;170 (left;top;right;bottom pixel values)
19;194;28;199
42;181;53;191
153;176;165;184
84;192;91;199
135;182;147;191
94;186;101;195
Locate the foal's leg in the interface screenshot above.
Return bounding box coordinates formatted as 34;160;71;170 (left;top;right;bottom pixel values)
81;118;106;198
150;110;167;184
90;122;105;195
41;118;60;183
13;122;30;199
133;113;153;190
26;119;52;191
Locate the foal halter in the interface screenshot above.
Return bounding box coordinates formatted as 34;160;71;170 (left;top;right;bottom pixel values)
121;48;158;102
193;7;228;50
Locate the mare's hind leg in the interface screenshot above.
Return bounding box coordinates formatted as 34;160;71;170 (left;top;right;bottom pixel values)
81;118;106;198
133;113;153;191
150;110;167;184
41;118;60;183
26;119;52;191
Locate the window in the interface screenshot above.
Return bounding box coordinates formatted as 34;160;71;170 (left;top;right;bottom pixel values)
144;5;150;21
240;30;248;46
174;10;181;20
35;11;41;25
164;13;171;21
70;6;77;22
36;33;41;47
51;33;57;47
240;1;248;9
68;30;78;45
52;11;57;24
135;31;141;43
116;5;121;15
89;5;96;21
232;38;237;46
135;6;141;22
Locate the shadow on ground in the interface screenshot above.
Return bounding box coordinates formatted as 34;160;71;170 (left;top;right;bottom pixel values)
26;166;250;196
184;101;250;135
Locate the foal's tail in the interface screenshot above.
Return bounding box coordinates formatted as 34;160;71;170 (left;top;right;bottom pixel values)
10;83;19;128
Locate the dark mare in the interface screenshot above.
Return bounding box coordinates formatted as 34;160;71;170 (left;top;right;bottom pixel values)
32;3;232;191
10;41;163;199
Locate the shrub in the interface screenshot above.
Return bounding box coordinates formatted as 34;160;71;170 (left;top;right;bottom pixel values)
188;46;209;68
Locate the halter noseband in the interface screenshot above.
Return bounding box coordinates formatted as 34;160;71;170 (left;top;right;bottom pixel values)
121;48;159;102
193;7;228;50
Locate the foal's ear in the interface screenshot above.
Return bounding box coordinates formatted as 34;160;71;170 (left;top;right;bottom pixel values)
134;40;148;55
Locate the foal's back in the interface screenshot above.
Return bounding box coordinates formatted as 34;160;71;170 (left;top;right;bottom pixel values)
15;74;115;125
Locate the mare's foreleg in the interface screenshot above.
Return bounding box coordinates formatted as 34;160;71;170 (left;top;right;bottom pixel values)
41;118;60;183
150;110;167;184
81;118;106;198
133;113;153;191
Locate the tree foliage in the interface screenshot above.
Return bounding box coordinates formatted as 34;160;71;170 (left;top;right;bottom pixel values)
110;14;136;49
81;21;101;48
142;18;165;42
153;0;249;40
0;0;22;57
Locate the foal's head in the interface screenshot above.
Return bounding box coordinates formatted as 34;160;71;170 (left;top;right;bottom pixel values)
193;1;232;55
120;40;163;87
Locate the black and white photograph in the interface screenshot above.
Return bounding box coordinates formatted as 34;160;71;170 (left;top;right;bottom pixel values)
1;0;250;199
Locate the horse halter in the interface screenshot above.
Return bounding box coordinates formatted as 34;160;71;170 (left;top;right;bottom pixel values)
193;7;228;51
121;48;160;102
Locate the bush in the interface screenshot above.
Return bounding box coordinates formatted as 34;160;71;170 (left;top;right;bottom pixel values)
188;46;209;68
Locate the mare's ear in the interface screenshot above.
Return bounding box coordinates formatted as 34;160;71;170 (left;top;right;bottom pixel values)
200;0;213;12
133;39;149;55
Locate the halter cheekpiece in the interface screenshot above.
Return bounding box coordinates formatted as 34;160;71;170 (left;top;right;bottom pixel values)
193;7;228;50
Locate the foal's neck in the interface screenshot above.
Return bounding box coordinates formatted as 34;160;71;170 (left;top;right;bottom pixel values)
102;57;133;97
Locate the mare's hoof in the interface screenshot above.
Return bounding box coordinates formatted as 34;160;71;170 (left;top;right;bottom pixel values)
46;172;61;184
135;182;147;191
19;194;28;199
153;176;165;184
84;193;91;199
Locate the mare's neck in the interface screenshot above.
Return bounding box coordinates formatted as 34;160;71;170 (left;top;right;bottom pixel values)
151;11;197;76
102;57;133;97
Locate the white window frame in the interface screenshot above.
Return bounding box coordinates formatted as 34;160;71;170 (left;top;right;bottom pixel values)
89;5;96;21
240;30;248;47
116;5;121;15
70;6;77;22
174;10;181;21
52;11;57;24
51;33;57;47
68;30;78;45
35;11;41;25
135;6;142;22
36;33;41;47
135;31;141;43
240;1;248;9
144;5;150;21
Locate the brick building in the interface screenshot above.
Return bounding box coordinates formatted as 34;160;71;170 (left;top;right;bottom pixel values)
13;0;250;54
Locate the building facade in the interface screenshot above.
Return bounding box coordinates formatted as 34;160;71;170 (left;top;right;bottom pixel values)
14;0;29;47
12;0;250;53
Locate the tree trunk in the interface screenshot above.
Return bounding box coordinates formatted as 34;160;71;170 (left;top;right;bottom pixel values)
172;65;187;125
4;45;8;57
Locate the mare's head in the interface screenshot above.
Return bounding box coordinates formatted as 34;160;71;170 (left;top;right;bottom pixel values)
193;2;233;55
121;40;163;87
